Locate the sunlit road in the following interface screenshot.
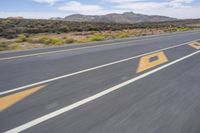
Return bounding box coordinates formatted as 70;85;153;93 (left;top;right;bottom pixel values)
0;31;200;133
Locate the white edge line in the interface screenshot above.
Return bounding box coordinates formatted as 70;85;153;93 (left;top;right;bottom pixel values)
0;40;197;95
5;50;200;133
0;43;118;61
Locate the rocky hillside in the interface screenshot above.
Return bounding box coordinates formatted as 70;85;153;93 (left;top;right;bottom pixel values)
61;12;176;23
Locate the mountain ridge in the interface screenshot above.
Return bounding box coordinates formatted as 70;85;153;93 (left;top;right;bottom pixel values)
51;12;177;24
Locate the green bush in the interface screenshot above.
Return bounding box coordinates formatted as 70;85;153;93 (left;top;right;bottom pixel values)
77;38;90;43
116;32;129;38
64;37;75;44
0;42;8;51
104;33;115;39
39;37;51;44
26;37;33;43
16;34;28;42
50;38;64;45
89;33;105;41
177;27;191;31
39;37;64;45
0;47;6;51
9;43;22;50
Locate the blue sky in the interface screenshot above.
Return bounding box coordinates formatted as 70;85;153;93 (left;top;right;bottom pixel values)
0;0;200;19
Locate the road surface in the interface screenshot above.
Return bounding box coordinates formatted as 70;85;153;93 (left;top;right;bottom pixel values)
0;30;200;133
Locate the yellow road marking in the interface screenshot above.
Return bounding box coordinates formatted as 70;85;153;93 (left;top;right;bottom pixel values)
0;85;46;112
189;42;200;49
137;51;168;73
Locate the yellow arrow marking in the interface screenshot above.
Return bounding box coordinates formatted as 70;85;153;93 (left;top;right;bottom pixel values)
137;51;168;73
0;85;47;112
189;42;200;49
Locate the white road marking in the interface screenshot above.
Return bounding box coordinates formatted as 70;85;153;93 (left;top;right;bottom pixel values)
0;40;194;96
0;43;118;61
5;50;200;133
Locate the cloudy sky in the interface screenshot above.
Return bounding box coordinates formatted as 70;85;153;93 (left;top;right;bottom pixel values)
0;0;200;19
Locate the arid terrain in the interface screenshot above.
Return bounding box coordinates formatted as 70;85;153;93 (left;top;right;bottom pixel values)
0;18;200;51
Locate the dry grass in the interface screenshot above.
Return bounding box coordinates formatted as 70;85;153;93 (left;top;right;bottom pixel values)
0;27;197;51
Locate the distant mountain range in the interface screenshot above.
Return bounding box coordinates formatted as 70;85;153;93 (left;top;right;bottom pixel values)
7;16;24;19
51;12;177;24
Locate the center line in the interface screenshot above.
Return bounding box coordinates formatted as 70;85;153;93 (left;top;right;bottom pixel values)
5;50;200;133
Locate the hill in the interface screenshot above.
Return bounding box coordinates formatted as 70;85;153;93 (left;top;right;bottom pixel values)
60;12;176;23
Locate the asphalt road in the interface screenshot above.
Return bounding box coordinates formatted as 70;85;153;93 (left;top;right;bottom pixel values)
0;30;200;133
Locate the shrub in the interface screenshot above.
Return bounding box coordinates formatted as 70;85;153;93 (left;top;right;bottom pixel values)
64;37;75;44
26;37;33;43
177;27;191;31
39;37;51;44
50;38;64;45
9;43;22;50
38;37;64;45
89;33;105;41
101;33;116;39
77;38;90;43
116;32;129;38
0;42;8;51
16;34;28;42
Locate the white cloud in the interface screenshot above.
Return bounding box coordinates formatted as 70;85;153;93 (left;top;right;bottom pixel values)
32;0;61;5
168;0;193;4
0;11;67;19
59;1;103;12
107;0;194;4
113;0;200;18
166;0;193;7
115;2;167;10
107;0;195;9
58;1;125;15
106;0;144;3
1;0;199;19
143;6;200;19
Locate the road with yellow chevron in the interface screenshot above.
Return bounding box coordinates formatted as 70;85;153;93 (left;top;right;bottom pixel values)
0;30;200;133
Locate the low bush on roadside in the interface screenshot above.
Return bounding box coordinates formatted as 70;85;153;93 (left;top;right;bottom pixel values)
63;37;75;44
77;37;90;43
50;38;64;45
16;34;28;42
39;37;51;44
38;37;64;45
0;42;8;51
8;43;22;50
116;32;129;38
89;33;105;41
25;37;34;43
101;33;114;39
177;27;191;31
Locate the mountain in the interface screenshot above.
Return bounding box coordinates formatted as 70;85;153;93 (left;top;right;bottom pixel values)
61;12;176;24
50;17;63;20
7;16;24;19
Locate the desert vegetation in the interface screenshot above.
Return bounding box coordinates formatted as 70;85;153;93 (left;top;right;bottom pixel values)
0;18;200;51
